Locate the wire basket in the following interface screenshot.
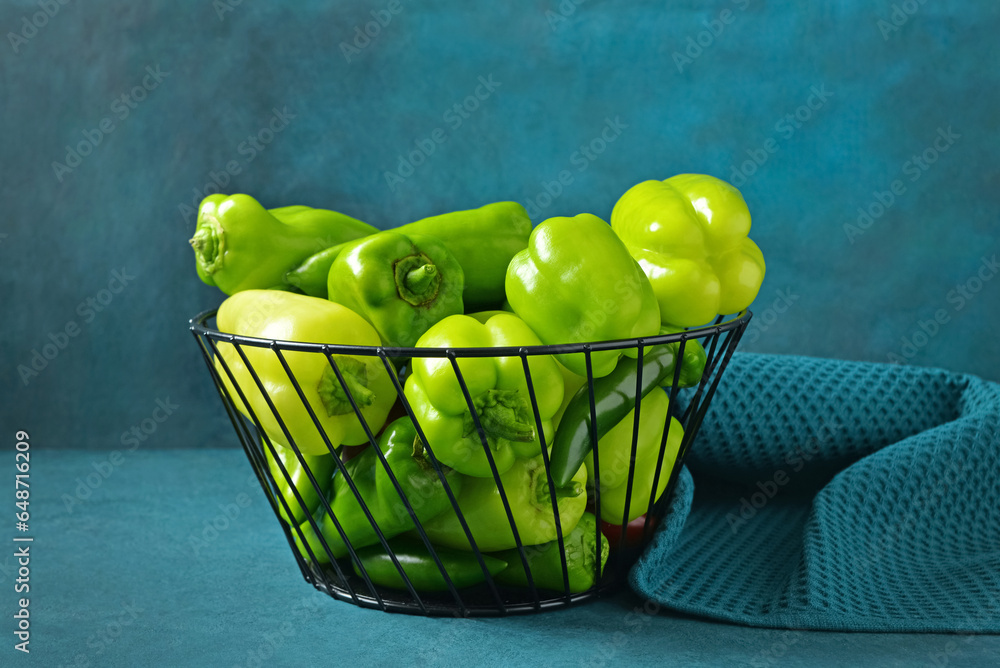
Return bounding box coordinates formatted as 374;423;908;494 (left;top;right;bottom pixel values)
189;309;751;617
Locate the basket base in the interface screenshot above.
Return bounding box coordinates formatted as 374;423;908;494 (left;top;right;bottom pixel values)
297;549;641;617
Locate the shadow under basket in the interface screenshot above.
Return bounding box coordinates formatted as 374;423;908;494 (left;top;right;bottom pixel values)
189;309;751;617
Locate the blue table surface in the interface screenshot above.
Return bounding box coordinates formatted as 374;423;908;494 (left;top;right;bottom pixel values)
7;448;998;667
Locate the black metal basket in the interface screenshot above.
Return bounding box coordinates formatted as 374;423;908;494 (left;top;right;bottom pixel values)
190;309;751;617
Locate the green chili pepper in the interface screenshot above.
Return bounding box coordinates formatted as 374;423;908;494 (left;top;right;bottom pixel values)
293;417;462;563
551;330;704;431
491;512;608;593
351;537;507;591
189;194;375;295
586;389;684;523
611;174;766;326
403;313;564;478
418;453;588;552
548;343;683;489
284;201;531;308
505;213;661;379
214;290;396;456
264;436;335;525
326;231;465;348
283;241;352;298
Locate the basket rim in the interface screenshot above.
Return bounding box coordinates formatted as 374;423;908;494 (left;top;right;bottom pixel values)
189;308;751;358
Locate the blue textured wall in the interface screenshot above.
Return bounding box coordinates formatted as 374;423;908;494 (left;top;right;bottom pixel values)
2;0;997;449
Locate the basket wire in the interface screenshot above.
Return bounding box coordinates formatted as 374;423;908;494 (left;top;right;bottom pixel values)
190;309;751;616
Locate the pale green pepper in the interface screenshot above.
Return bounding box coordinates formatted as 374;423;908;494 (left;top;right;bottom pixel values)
611;174;765;326
214;290;396;455
586;388;683;523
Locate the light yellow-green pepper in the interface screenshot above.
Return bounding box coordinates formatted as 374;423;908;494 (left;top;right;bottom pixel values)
214;290;396;455
611;174;766;326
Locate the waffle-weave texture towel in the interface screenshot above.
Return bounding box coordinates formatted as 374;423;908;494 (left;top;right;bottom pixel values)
630;353;1000;632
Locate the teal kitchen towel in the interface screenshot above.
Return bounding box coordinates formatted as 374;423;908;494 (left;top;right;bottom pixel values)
630;353;1000;632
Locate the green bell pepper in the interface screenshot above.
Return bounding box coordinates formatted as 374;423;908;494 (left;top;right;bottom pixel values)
264;436;335;525
190;194;375;295
505;213;661;379
399;201;532;310
586;388;683;524
403;313;564;478
418;452;588;552
284;201;531;308
492;512;608;593
351;537;507;592
326;231;465;348
214;290;396;455
294;416;462;562
610;174;766;326
547;341;692;488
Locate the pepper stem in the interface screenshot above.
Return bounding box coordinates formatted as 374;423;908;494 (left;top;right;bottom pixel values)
394;253;441;306
531;458;583;508
405;264;438;295
463;389;536;444
316;356;375;416
189;218;225;275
